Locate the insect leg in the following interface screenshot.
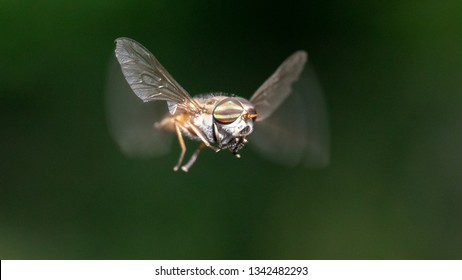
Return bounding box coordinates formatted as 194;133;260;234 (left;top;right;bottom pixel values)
181;142;206;172
173;122;187;171
188;123;220;152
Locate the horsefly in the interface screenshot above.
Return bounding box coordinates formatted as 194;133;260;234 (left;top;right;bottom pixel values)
108;37;329;172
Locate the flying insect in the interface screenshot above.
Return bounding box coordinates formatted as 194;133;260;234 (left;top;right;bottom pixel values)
109;37;329;171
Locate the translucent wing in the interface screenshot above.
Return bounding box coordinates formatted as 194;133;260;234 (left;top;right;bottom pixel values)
250;51;307;121
106;56;172;158
249;63;330;168
114;37;201;114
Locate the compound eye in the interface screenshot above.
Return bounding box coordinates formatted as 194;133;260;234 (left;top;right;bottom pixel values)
213;98;243;124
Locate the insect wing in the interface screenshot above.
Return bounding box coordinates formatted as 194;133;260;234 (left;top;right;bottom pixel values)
249;63;330;167
114;37;200;114
106;56;172;158
250;51;307;122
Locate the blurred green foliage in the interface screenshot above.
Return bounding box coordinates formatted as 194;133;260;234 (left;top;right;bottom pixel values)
1;0;462;259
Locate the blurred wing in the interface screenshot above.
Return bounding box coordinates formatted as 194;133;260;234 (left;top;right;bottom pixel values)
106;55;172;158
249;63;330;168
250;51;307;121
114;37;201;114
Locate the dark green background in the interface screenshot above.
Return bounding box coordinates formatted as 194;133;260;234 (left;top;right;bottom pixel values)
2;0;462;259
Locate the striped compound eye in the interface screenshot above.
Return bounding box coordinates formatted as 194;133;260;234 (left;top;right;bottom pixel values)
213;98;244;124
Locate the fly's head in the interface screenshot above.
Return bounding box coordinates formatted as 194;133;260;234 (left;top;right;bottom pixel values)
212;97;257;156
